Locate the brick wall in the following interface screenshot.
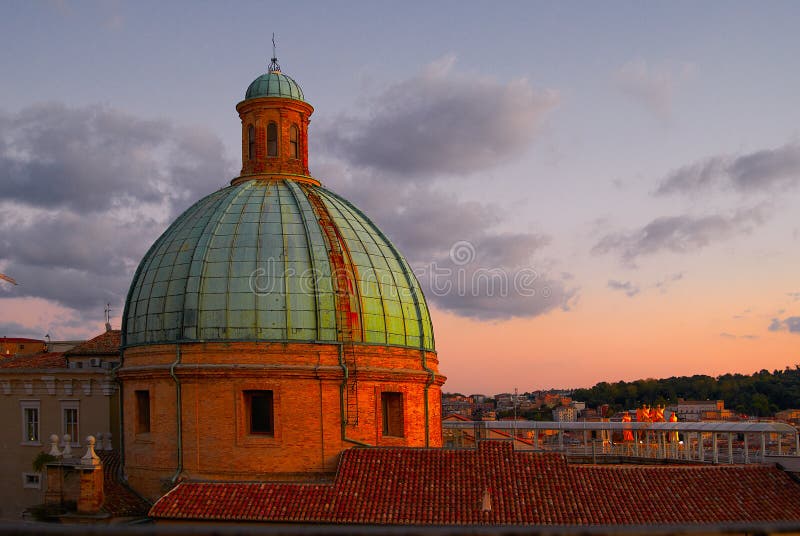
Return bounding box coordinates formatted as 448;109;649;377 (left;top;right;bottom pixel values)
120;341;444;500
236;97;313;178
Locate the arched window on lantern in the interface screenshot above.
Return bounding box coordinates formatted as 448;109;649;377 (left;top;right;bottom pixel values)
247;124;255;160
267;121;278;157
289;124;299;159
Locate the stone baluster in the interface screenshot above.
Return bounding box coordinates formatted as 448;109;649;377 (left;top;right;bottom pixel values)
48;434;62;457
81;435;101;466
62;434;73;458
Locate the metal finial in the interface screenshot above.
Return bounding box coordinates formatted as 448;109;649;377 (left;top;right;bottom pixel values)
269;33;281;73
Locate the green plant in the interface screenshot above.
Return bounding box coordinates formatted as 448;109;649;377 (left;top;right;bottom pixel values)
32;451;58;472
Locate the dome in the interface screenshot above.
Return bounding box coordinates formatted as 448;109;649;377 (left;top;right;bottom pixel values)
123;179;434;351
245;71;305;101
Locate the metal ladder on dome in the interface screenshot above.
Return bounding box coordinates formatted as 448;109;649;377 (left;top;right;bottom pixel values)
303;188;360;426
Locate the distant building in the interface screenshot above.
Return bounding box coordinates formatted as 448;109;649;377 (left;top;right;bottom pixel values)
701;408;737;421
553;406;577;422
776;409;800;424
494;393;515;410
441;393;473;418
669;399;725;422
1;338;46;357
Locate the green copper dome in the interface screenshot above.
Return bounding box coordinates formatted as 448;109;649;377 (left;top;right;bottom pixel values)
245;71;305;101
122;179;434;351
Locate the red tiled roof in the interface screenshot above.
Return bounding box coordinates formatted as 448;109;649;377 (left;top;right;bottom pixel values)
0;337;44;343
0;352;66;369
149;441;800;525
64;330;120;357
443;413;472;421
98;451;150;518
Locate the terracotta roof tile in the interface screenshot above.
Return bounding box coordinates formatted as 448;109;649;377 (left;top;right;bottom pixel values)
443;413;473;421
149;441;800;525
0;352;66;369
64;330;120;357
98;451;150;518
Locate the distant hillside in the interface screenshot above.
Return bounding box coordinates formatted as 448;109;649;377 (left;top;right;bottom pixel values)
571;365;800;417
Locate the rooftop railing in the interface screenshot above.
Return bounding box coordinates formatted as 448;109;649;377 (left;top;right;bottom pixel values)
443;420;800;464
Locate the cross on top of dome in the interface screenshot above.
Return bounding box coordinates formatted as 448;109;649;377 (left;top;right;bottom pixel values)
268;33;281;74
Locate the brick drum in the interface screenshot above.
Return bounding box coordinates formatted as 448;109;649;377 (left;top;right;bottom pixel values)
120;341;444;500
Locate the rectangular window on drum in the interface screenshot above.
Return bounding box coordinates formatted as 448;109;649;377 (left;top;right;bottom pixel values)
381;392;404;437
245;390;274;436
135;390;150;434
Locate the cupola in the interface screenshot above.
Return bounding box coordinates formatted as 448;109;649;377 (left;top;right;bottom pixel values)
235;54;314;181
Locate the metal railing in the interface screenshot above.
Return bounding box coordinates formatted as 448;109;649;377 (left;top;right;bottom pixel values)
443;420;800;464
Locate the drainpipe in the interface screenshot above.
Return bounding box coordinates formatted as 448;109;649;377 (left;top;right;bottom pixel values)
421;349;435;448
337;343;370;447
169;343;183;483
112;360;126;482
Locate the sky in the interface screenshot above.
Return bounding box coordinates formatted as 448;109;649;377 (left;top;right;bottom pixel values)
1;1;799;394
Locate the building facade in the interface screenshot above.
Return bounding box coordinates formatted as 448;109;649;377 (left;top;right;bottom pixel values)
669;398;726;422
0;330;120;519
1;338;46;357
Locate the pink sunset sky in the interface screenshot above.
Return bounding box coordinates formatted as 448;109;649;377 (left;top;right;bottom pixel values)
1;2;799;394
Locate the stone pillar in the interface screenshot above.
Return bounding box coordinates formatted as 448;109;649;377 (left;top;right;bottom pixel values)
44;464;64;505
77;436;104;514
77;466;104;514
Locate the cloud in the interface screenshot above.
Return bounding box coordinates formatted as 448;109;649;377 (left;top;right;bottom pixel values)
311;59;574;321
768;316;800;334
789;292;800;302
414;230;577;320
607;280;640;297
656;143;800;195
0;321;45;340
0;103;233;326
654;272;684;293
592;205;768;265
0;208;160;314
720;332;760;340
318;55;559;177
0;103;231;215
323;169;577;320
616;59;693;121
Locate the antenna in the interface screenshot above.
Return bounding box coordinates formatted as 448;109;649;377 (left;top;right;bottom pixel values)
268;33;281;73
513;387;518;438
